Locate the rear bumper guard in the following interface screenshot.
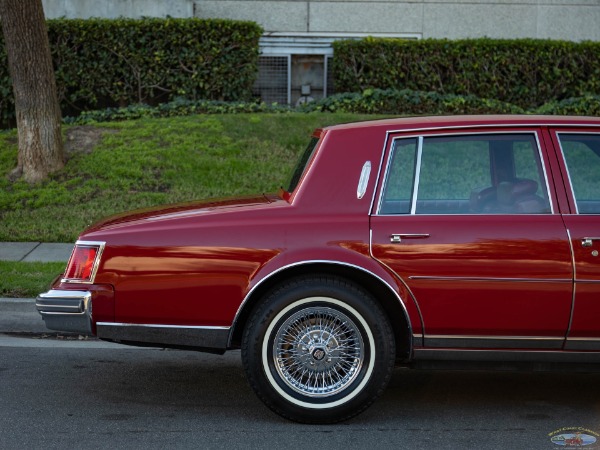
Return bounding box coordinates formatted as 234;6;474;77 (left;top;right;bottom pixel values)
36;290;93;334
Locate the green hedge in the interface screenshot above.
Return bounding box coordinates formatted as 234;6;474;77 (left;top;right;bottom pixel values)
535;94;600;116
0;18;262;124
332;38;600;110
63;90;599;126
302;88;525;115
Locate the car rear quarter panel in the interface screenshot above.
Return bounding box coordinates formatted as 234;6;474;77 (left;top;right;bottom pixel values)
73;124;421;330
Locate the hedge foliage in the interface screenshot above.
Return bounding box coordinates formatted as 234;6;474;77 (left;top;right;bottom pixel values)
64;90;600;126
302;88;525;115
0;18;262;124
332;38;600;110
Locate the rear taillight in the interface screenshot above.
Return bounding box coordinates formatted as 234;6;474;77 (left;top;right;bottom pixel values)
62;241;105;283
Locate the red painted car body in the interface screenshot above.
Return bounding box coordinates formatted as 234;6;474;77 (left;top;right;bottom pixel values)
37;115;600;422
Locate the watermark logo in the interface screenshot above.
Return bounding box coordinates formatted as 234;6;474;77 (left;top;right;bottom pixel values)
549;427;599;447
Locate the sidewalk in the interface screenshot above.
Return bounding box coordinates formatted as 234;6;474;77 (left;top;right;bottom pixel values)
1;242;73;334
0;242;73;262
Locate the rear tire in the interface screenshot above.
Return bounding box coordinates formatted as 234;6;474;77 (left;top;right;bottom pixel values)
241;276;395;423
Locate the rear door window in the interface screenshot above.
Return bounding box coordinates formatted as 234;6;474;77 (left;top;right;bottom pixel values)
379;133;551;215
558;134;600;214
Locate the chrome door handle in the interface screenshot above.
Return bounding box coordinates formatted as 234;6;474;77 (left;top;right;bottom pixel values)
582;237;600;247
390;233;430;243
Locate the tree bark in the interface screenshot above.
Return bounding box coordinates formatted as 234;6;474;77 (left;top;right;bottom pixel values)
0;0;63;183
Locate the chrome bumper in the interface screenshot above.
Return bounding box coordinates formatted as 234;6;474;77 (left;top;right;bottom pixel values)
36;290;93;334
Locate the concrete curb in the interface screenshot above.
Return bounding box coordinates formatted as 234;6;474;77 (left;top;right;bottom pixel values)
0;297;49;333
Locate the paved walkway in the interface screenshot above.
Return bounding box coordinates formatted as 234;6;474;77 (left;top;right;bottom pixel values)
0;242;73;262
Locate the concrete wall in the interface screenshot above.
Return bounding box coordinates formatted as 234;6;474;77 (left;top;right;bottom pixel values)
42;0;600;41
42;0;193;19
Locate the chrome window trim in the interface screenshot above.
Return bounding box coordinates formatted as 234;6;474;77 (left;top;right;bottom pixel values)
230;259;414;349
410;136;424;215
555;131;600;215
61;240;106;284
369;131;393;215
376;130;554;216
382;122;600;137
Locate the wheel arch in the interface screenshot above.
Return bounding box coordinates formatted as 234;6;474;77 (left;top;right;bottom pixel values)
229;261;412;361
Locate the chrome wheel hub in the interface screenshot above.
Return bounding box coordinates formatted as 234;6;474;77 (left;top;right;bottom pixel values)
272;306;364;397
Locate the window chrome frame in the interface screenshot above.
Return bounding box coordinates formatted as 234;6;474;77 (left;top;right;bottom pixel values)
555;131;600;215
376;130;554;216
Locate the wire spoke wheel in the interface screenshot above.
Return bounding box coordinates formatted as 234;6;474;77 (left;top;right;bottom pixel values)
242;276;396;423
273;306;364;397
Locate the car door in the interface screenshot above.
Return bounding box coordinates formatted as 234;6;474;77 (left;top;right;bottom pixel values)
550;129;600;351
370;129;573;350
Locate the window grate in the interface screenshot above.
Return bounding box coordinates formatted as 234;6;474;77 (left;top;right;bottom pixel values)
326;56;335;96
253;56;290;104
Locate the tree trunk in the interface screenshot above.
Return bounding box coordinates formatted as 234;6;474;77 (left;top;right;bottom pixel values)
0;0;63;183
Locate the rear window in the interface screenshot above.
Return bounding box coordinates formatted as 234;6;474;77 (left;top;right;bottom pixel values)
286;137;319;193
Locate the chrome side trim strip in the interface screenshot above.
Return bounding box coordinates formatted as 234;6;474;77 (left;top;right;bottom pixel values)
231;259;414;349
96;322;229;331
96;322;230;350
413;348;600;363
425;335;564;350
565;337;600;351
408;276;571;283
427;334;564;340
412;333;423;348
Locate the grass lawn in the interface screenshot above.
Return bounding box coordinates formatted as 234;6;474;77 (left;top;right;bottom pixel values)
0;261;65;298
0;112;383;242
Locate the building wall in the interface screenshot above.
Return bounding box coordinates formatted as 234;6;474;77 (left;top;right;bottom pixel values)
43;0;600;42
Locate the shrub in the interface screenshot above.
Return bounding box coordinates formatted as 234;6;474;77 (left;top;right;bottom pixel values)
534;95;600;116
0;18;262;125
333;38;600;110
302;88;525;115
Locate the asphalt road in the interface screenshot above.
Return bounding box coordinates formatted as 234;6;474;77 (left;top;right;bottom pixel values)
1;334;599;450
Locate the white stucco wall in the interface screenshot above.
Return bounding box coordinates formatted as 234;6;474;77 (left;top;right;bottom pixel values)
42;0;600;41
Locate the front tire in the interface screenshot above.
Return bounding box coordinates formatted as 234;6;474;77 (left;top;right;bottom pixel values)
241;276;395;423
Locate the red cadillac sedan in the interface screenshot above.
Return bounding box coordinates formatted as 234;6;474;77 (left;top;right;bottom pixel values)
37;115;600;423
